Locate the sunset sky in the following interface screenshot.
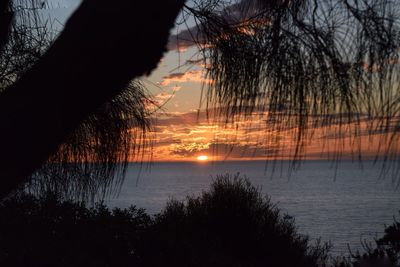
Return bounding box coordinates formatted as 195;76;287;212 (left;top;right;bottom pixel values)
42;0;398;162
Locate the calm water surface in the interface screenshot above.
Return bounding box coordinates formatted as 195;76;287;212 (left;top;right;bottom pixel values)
106;160;400;256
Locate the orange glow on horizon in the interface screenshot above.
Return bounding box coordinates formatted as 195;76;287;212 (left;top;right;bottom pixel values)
124;111;400;162
197;155;209;161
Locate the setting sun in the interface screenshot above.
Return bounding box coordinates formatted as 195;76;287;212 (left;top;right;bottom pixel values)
197;155;208;161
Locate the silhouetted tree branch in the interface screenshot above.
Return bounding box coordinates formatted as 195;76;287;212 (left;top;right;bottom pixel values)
0;1;156;201
1;0;400;200
0;0;185;199
185;0;400;165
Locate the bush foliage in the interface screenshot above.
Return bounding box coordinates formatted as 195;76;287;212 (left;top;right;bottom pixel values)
1;174;398;267
335;219;400;267
140;174;328;267
0;193;150;266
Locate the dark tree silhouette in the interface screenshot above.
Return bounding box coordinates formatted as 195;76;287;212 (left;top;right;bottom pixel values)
0;0;185;200
0;0;13;52
1;0;400;200
0;0;155;201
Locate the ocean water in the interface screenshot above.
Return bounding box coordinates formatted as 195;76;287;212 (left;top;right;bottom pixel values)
106;160;400;256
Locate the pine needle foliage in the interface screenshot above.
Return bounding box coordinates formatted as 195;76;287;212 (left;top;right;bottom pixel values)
0;0;152;201
186;0;400;165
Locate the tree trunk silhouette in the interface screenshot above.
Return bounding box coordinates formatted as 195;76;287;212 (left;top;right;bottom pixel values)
0;0;185;199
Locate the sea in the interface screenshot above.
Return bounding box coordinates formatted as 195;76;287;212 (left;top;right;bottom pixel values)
106;160;400;257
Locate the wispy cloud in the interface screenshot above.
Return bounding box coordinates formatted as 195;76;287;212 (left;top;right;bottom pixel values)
155;92;174;101
143;110;400;161
159;70;213;86
170;141;280;159
167;0;266;51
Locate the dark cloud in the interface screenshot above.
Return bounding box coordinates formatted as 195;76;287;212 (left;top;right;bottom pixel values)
168;0;261;51
170;141;280;159
162;72;186;80
186;59;203;65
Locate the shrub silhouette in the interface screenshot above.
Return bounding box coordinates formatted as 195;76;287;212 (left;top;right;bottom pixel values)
140;174;328;267
335;218;400;267
0;175;330;266
0;193;150;267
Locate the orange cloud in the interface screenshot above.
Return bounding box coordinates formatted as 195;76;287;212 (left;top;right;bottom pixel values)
159;70;213;86
142;111;400;162
155;92;174;100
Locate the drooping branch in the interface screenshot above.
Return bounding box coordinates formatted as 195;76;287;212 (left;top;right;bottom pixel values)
28;81;153;202
0;0;185;199
185;0;400;164
1;1;154;201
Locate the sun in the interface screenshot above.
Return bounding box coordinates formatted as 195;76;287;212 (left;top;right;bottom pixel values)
197;155;209;161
